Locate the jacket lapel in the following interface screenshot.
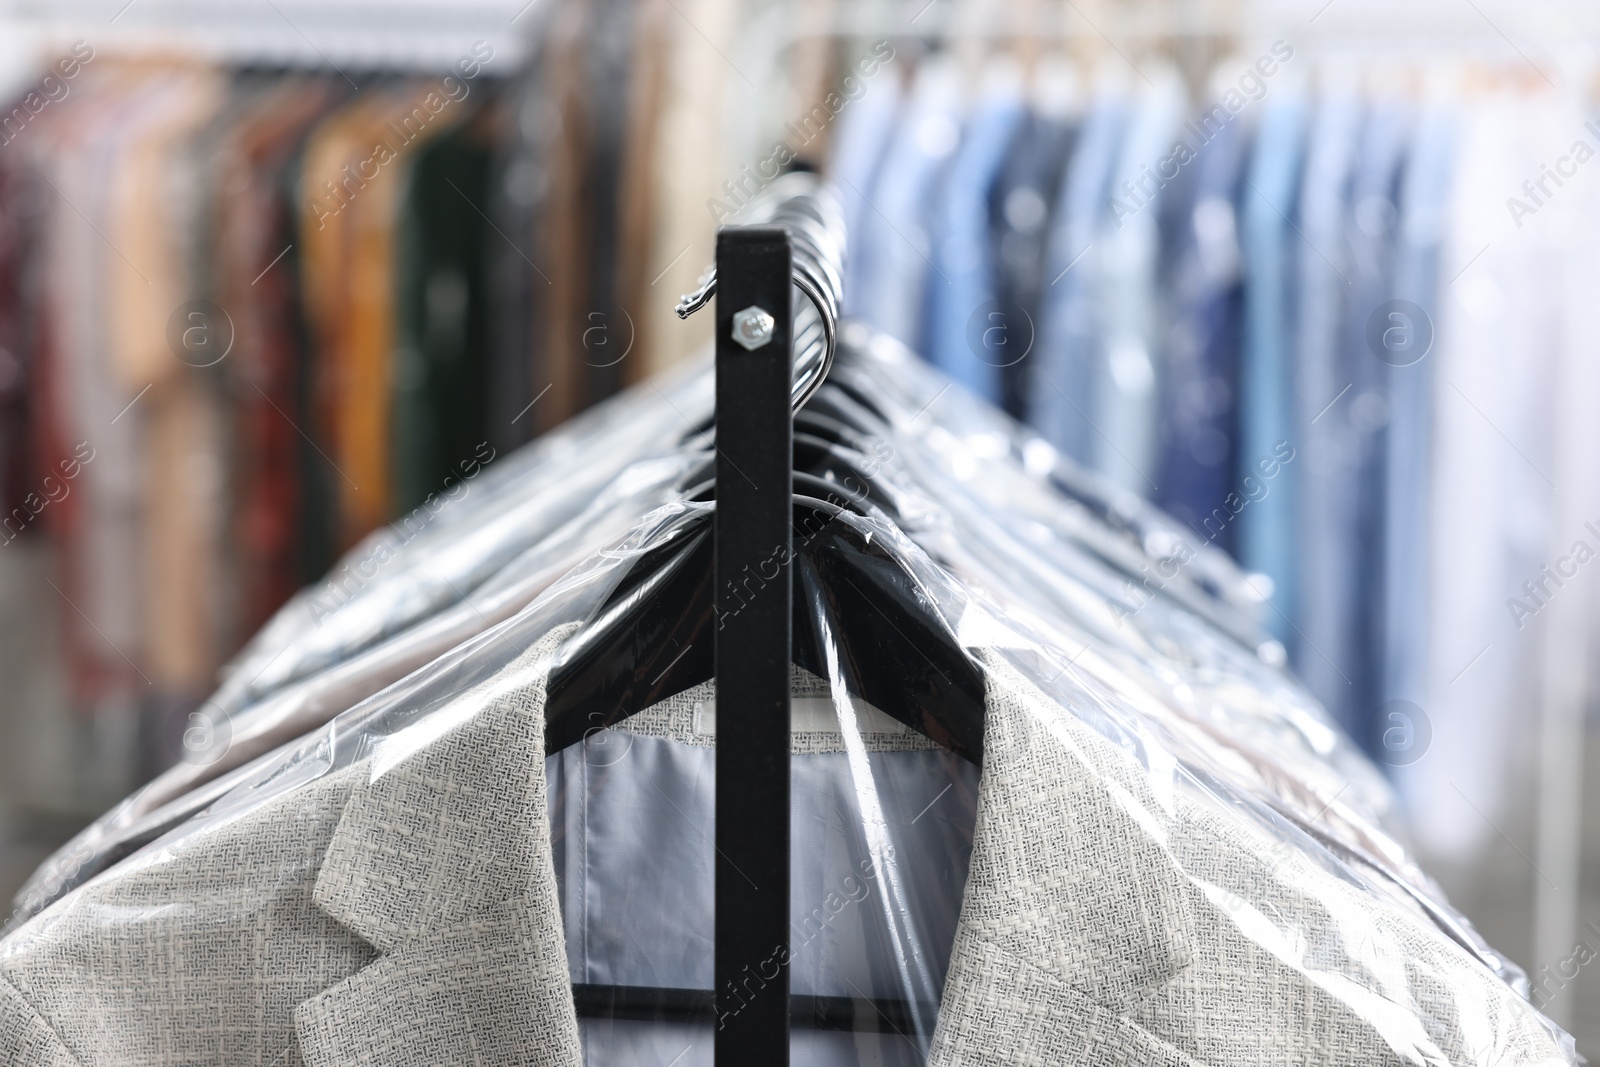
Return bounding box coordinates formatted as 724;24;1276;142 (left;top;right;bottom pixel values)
296;625;583;1066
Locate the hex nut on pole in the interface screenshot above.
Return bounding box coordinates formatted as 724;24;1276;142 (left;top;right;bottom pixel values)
732;305;776;350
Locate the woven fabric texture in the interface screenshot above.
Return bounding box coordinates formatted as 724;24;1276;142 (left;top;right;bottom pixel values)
937;652;1198;1020
929;652;1568;1067
295;895;578;1067
612;669;942;754
0;631;1571;1067
933;936;1203;1067
0;627;581;1067
0;765;372;1066
302;624;581;1064
313;628;570;950
1138;799;1571;1067
0;977;81;1067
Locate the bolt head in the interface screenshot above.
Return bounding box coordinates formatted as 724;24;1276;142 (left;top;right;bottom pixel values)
732;305;775;350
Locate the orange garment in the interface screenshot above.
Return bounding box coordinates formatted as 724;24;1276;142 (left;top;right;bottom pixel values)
299;81;469;550
107;67;225;390
299;91;383;549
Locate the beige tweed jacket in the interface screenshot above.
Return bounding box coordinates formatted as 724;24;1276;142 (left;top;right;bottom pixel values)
0;637;1570;1066
0;629;581;1067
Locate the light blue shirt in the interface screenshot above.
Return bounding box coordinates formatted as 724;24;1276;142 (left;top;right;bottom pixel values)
1028;91;1126;465
1091;75;1185;495
1238;92;1308;644
1381;107;1454;715
849;60;963;349
1292;88;1361;733
830;72;904;320
924;82;1027;401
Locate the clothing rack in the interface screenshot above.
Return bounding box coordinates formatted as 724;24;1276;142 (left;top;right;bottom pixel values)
699;174;846;1062
713;224;796;1064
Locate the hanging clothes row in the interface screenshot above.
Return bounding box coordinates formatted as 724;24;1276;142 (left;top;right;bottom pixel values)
0;62;503;766
1;12;1598;1057
825;47;1600;881
0;174;1579;1067
0;7;685;796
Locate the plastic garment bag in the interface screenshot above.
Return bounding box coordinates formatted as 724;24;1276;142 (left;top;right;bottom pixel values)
9;444;712;922
9;358;714;922
0;331;1575;1067
219;354;716;713
15;334;1252;924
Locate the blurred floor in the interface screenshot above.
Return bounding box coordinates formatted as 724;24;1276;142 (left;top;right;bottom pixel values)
1;540;1598;1057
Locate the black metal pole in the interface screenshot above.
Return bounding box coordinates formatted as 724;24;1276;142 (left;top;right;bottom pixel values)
713;226;794;1066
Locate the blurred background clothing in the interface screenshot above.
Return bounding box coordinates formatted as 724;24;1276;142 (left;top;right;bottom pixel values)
1;0;1600;1052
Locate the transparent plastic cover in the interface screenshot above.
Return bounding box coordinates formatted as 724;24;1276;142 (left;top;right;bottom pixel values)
0;331;1573;1067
